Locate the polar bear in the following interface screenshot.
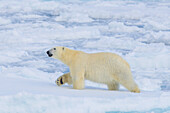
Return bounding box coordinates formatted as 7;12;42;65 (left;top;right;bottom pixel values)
47;46;140;93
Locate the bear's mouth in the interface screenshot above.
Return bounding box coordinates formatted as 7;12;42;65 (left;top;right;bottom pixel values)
46;51;53;57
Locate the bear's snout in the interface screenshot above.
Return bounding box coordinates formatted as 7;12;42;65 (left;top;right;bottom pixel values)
46;51;53;57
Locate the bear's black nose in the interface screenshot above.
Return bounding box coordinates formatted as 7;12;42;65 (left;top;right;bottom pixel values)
46;51;53;57
47;51;49;54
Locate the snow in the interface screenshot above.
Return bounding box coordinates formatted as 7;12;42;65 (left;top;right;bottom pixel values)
0;0;170;112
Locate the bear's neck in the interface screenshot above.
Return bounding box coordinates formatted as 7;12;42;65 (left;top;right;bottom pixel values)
60;49;80;66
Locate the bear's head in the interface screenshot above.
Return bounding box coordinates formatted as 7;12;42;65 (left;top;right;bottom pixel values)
46;46;66;59
47;46;78;66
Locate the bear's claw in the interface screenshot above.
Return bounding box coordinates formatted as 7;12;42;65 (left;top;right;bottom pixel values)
60;77;63;84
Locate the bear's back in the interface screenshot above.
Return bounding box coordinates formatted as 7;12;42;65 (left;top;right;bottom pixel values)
84;52;130;83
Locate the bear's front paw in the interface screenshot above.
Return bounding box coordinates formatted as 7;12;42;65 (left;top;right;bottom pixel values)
56;76;64;86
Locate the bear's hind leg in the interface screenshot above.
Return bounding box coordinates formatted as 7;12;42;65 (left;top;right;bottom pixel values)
129;83;140;93
117;76;140;93
126;83;140;93
107;81;119;90
56;72;72;86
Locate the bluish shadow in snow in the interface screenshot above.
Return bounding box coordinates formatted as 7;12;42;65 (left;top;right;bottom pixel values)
35;10;60;18
161;80;170;91
106;107;170;113
42;0;170;2
57;20;111;28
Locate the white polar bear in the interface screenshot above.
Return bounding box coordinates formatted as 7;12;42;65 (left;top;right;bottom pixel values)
47;46;140;93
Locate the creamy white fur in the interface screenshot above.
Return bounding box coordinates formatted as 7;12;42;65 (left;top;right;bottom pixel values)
49;46;140;93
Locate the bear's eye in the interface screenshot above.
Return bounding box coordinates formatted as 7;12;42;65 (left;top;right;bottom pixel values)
62;47;64;50
54;48;56;50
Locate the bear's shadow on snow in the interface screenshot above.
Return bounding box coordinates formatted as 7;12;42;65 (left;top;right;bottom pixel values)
58;84;128;92
58;84;107;91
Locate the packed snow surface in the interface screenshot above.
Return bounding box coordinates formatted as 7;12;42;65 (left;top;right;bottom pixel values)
0;0;170;112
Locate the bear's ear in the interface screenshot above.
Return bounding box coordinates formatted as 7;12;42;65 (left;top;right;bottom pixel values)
62;47;65;50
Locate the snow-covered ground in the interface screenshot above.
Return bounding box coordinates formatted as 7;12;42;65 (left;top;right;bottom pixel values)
0;0;170;112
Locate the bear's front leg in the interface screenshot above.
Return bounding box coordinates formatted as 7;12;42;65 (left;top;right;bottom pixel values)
56;72;72;86
72;70;85;90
